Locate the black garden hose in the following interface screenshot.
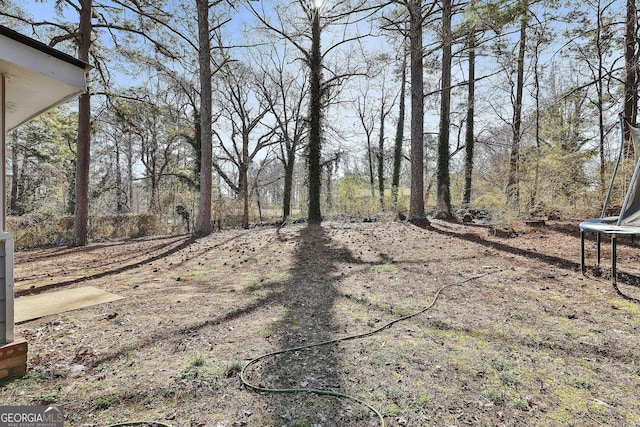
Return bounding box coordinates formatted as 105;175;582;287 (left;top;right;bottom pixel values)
240;267;502;427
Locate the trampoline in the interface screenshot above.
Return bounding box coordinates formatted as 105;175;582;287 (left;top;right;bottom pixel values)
580;115;640;284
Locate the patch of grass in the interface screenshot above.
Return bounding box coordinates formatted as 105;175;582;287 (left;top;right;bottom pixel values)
373;263;401;274
383;384;405;401
384;403;402;416
486;388;504;406
548;382;594;424
510;397;530;411
223;360;244;378
93;394;118;410
258;327;274;337
578;334;604;346
75;381;99;397
179;357;243;392
565;376;591;389
180;355;207;378
511;311;524;320
351;404;372;419
120;344;137;357
143;394;159;409
190;354;206;367
251;289;267;297
490;358;507;372
1;372;64;405
2;371;48;388
302;397;317;407
608;298;640;316
428;319;454;331
498;370;521;387
31;391;59;405
585;398;612;423
184;266;221;278
409;393;430;411
110;315;124;324
558;326;583;339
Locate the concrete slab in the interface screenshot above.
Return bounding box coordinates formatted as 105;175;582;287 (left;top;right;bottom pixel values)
14;287;123;323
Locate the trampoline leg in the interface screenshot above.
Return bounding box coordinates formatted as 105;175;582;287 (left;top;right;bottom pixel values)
611;234;617;285
580;230;585;274
596;233;601;267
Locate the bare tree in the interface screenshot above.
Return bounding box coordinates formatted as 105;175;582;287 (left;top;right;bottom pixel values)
462;28;476;208
353;81;378;197
116;98;180;211
391;39;407;209
214;63;275;229
567;0;618;194
385;0;437;222
435;0;454;219
249;0;380;224
623;0;638;127
1;0;232;239
255;46;309;223
95;0;230;234
376;60;397;211
505;0;528;211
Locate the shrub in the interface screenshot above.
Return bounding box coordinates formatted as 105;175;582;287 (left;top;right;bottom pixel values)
8;213;166;248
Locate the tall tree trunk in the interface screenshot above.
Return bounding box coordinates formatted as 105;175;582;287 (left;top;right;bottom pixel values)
596;0;606;195
392;43;407;209
193;109;202;188
597;69;605;195
377;102;385;210
115;136;125;213
367;137;375;197
255;187;263;223
17;153;27;216
149;178;159;211
242;135;249;229
73;0;92;246
506;5;527;211
126;134;133;211
435;0;453;219
282;149;295;222
195;0;213;235
10;143;18;215
530;32;541;210
308;8;323;224
624;0;638;130
325;160;333;213
462;29;475;207
18;153;29;215
408;0;425;221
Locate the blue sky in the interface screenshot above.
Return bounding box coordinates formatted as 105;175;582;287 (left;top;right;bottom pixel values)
7;0;632;168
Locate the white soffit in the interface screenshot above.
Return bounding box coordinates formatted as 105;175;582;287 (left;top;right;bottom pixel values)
0;26;88;132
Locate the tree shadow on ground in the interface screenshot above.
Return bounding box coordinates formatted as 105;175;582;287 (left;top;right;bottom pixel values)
243;224;378;426
15;235;199;296
15;233;250;297
426;221;640;299
81;224;381;425
425;221;580;271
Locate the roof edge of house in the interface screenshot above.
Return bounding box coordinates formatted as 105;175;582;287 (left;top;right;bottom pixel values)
0;24;89;71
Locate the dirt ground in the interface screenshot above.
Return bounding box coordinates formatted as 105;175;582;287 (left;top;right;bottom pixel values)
1;219;640;427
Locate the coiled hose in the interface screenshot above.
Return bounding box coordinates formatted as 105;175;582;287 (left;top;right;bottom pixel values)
240;268;501;427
